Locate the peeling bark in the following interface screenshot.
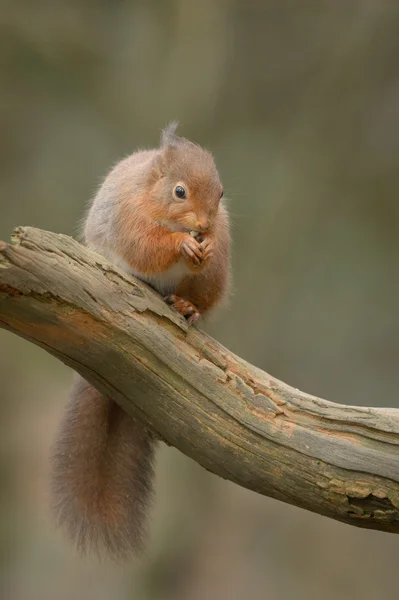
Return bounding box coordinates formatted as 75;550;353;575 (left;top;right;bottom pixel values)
1;226;399;533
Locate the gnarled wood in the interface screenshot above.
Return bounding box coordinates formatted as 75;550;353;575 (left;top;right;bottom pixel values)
1;226;399;533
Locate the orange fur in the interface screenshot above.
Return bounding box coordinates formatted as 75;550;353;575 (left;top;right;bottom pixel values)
175;204;230;312
51;123;231;560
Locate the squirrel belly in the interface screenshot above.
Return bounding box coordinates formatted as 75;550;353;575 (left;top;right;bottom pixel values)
107;248;191;296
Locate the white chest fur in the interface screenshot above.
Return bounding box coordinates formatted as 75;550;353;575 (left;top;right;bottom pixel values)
107;250;190;296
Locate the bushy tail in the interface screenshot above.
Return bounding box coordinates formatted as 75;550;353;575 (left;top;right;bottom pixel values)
50;376;156;561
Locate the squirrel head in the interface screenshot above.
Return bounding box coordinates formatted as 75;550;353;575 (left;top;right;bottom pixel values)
149;123;223;233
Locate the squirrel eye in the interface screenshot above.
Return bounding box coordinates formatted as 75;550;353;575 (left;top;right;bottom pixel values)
174;185;186;200
220;189;224;199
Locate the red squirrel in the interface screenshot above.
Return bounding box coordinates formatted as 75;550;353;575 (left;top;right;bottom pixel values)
50;123;231;560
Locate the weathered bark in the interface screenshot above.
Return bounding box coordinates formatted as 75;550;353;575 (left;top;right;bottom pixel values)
1;226;399;533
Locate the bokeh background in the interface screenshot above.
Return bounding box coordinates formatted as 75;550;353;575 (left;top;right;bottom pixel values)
1;1;399;599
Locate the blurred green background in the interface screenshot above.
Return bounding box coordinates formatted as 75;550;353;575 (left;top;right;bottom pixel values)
1;1;399;599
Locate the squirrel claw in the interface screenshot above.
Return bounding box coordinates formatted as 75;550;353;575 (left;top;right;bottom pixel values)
199;236;214;263
164;295;201;325
181;237;203;267
187;312;201;325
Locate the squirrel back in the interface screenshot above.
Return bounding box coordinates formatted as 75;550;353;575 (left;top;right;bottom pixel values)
50;124;230;559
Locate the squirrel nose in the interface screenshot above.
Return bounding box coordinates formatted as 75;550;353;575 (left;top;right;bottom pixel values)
196;219;210;232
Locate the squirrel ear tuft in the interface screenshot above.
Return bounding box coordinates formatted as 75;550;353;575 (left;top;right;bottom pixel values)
161;122;202;155
161;121;181;148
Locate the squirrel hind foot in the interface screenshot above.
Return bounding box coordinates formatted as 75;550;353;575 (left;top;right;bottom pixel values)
164;294;201;325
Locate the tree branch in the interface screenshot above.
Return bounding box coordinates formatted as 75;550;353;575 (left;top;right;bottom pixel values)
1;226;399;533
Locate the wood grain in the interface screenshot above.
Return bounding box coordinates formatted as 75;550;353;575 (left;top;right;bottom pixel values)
1;226;399;533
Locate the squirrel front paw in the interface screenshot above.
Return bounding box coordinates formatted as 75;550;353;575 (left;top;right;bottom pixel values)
178;233;203;268
199;235;214;262
164;294;201;325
